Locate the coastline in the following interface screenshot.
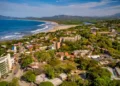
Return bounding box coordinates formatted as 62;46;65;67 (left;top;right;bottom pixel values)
47;24;78;32
19;19;78;33
0;19;78;42
0;19;55;41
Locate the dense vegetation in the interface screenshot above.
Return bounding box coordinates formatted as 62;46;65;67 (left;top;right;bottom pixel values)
39;81;54;86
0;19;120;86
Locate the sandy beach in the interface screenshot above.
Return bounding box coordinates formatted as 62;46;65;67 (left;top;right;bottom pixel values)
47;24;78;32
0;19;78;41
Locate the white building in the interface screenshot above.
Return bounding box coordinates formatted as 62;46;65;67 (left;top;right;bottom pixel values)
88;55;100;59
0;54;14;78
49;78;63;86
115;67;120;77
12;45;17;53
59;73;67;80
60;35;81;42
40;46;48;50
35;74;49;84
73;50;89;57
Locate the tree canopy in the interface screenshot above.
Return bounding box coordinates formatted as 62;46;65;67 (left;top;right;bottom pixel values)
22;71;36;82
39;81;54;86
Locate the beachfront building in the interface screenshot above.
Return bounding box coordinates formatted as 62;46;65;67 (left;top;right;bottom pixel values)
0;54;14;78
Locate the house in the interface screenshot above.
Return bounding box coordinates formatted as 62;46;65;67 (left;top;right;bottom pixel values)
49;44;56;50
40;46;48;50
59;73;67;80
64;52;74;58
56;52;65;60
45;35;50;40
1;45;7;48
35;74;49;84
29;62;39;69
56;52;75;60
49;78;63;86
54;42;61;50
91;27;99;35
88;55;100;59
25;51;31;55
100;61;110;65
73;50;90;57
37;73;67;86
115;67;120;77
26;45;33;49
110;29;116;33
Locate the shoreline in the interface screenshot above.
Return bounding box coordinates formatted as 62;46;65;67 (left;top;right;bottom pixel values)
0;19;78;42
47;24;78;32
0;19;57;41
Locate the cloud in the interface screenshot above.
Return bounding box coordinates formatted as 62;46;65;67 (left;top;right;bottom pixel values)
0;1;120;17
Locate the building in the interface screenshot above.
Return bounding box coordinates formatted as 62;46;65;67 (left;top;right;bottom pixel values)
12;45;17;53
60;35;81;42
49;78;63;86
29;62;39;69
64;52;75;59
115;67;120;77
59;73;67;80
110;29;116;33
35;74;49;84
49;44;56;50
91;27;99;35
0;54;14;78
40;46;48;50
73;50;90;57
54;42;61;49
54;42;61;50
88;55;100;59
88;55;100;61
56;52;65;60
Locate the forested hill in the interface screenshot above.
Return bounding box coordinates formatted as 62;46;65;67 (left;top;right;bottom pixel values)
0;13;120;24
26;14;120;24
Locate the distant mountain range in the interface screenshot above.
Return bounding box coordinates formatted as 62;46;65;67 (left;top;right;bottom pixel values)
0;13;120;22
110;13;120;18
25;13;120;23
0;15;18;19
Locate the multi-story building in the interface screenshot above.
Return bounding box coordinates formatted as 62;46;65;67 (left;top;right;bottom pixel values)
12;45;17;53
60;35;81;42
54;42;61;50
0;54;14;78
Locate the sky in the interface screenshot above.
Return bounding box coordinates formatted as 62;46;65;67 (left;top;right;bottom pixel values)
0;0;120;17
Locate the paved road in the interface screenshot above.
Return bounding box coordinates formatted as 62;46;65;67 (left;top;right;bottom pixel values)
2;63;23;82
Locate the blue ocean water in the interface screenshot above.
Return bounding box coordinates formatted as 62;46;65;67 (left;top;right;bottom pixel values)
0;19;53;40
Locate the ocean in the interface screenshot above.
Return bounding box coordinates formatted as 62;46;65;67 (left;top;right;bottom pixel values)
0;19;54;40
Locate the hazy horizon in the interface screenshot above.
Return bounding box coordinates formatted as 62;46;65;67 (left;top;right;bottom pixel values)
0;0;120;17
